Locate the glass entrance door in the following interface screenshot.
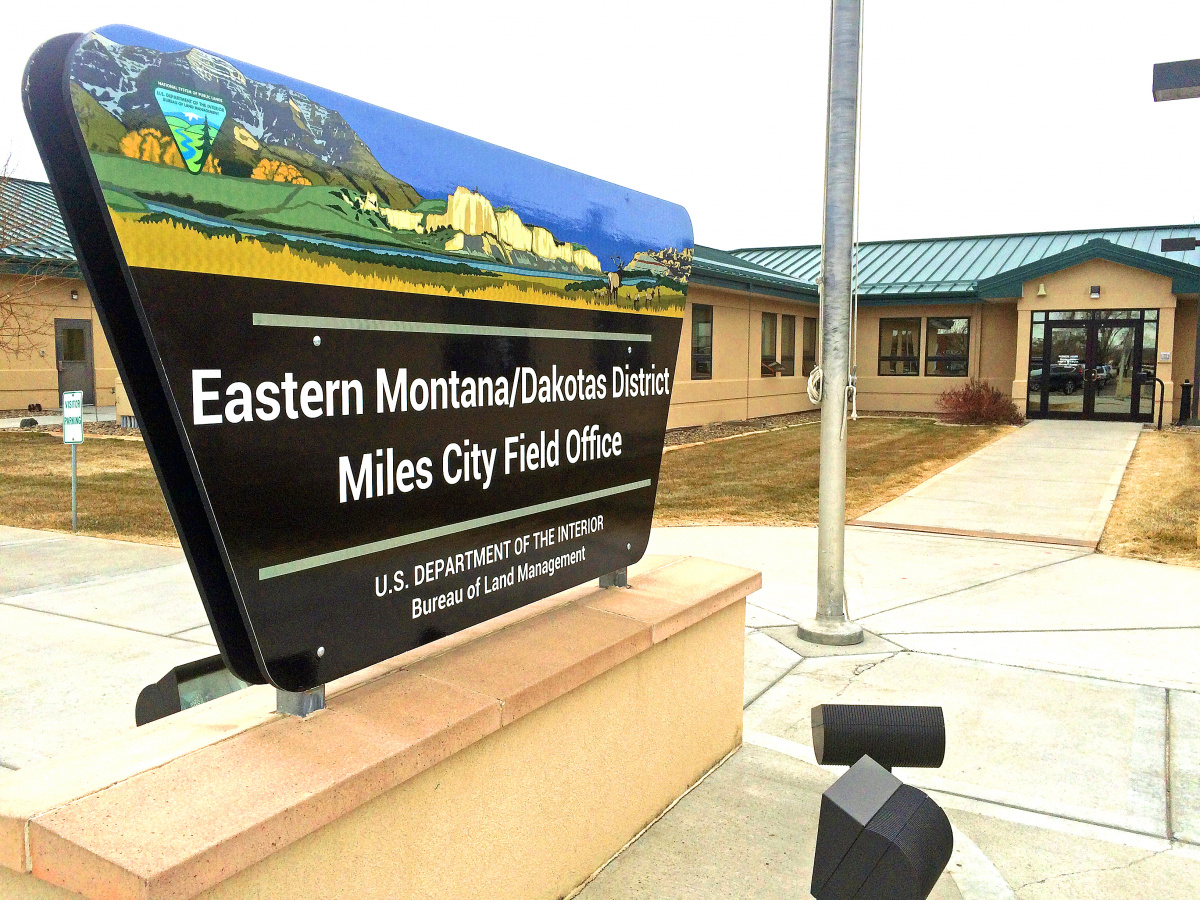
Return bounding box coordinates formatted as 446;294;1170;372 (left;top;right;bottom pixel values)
1044;323;1087;415
1092;324;1139;417
1027;310;1157;421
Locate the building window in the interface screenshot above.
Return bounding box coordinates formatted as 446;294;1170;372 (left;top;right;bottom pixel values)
925;317;970;376
61;328;87;362
878;317;921;376
802;316;817;375
691;304;713;380
781;315;796;376
761;312;779;376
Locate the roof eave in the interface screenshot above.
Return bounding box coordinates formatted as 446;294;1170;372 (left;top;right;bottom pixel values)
976;239;1200;299
689;271;818;303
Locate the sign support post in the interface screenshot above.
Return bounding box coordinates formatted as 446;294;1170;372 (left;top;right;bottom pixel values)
800;0;865;646
71;444;77;533
62;390;84;534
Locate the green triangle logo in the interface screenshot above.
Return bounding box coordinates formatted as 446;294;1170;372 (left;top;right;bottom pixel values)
154;84;227;174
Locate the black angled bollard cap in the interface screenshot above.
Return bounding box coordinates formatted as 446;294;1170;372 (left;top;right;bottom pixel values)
812;704;946;770
811;756;954;900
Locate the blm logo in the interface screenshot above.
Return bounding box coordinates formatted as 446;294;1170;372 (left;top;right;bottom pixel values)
153;84;226;174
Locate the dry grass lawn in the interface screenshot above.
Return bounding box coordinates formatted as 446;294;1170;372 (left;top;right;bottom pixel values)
0;431;178;545
654;418;1012;526
1100;430;1200;568
1;418;1010;544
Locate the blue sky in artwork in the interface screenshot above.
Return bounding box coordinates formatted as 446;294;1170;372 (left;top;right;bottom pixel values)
98;25;693;268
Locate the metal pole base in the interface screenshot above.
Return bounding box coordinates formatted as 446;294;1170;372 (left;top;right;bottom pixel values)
799;617;864;646
599;567;628;588
276;685;325;717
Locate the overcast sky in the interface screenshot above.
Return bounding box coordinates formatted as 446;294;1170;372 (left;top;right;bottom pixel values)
5;1;1200;251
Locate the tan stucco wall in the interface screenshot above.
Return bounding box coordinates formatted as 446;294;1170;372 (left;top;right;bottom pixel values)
1012;258;1179;420
113;375;134;421
978;302;1019;387
674;290;1026;423
0;275;115;410
0;598;745;900
853;301;984;412
670;283;818;428
1173;297;1198;420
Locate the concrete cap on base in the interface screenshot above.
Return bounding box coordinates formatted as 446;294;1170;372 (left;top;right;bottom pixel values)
799;617;865;646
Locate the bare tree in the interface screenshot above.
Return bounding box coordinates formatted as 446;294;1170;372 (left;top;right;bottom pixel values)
0;157;74;356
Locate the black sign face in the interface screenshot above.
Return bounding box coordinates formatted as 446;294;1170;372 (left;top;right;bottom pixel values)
25;26;691;691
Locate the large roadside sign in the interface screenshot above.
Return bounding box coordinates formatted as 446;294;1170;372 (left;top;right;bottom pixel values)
25;26;691;691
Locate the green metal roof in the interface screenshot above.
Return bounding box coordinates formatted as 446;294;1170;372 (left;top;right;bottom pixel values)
691;245;816;300
0;178;79;275
734;224;1200;299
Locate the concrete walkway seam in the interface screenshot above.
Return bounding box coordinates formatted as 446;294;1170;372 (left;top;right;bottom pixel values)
857;553;1089;622
1166;688;1174;843
875;644;1200;695
742;643;805;710
564;743;743;900
0;598;209;645
948;825;1017;900
0;559;187;602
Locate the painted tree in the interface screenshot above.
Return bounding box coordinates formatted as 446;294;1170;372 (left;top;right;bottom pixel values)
250;158;310;185
197;117;213;170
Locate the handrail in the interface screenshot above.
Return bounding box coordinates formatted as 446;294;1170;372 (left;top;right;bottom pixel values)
1140;371;1166;430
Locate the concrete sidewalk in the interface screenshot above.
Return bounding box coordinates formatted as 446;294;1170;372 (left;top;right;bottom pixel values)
5;509;1200;894
856;420;1142;546
572;524;1200;898
0;525;211;770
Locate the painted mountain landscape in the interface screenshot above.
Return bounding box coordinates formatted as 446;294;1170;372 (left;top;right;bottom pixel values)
69;29;692;315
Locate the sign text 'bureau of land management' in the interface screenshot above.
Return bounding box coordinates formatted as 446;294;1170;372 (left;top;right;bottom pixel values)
25;25;692;691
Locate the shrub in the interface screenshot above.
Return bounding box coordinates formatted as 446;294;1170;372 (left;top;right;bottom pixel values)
936;378;1024;425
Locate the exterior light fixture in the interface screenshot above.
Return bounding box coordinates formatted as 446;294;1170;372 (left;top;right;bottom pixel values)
1037;283;1047;297
70;290;78;300
811;756;954;900
1162;237;1199;253
1153;59;1200;101
1090;285;1101;299
812;704;946;770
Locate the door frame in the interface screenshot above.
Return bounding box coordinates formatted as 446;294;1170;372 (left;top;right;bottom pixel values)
54;318;95;406
1027;312;1153;422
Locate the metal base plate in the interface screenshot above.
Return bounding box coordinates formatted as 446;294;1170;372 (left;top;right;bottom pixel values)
599;567;629;588
276;684;325;717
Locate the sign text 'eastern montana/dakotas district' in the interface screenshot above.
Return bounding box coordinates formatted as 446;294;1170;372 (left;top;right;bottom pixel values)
192;362;672;499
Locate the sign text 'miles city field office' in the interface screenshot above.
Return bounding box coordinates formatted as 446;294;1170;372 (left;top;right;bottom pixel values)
26;24;692;692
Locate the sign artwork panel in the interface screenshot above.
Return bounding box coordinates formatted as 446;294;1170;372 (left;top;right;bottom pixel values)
25;26;691;691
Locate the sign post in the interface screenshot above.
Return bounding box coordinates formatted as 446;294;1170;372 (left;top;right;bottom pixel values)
25;26;693;697
62;390;84;533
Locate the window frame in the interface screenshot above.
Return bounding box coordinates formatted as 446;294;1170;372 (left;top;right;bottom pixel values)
690;303;713;381
924;316;971;377
60;327;87;363
761;312;779;377
877;317;922;377
781;314;796;377
802;316;817;376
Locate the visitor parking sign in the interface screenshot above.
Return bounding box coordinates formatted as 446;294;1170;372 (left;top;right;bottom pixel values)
61;391;84;444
